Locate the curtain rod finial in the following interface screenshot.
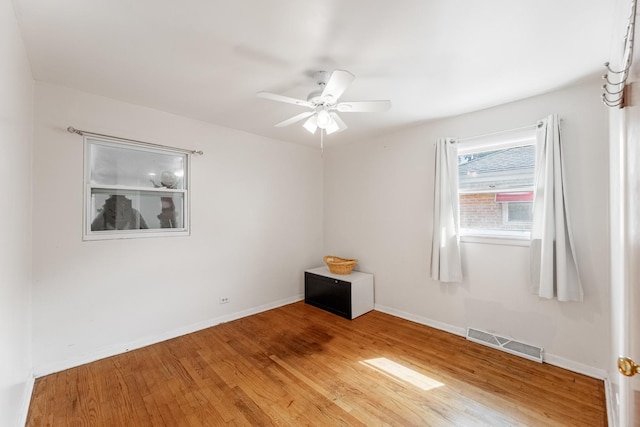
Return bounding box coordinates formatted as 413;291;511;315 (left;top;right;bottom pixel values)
67;126;81;134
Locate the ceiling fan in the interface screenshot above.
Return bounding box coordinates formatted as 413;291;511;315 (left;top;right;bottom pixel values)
257;70;391;135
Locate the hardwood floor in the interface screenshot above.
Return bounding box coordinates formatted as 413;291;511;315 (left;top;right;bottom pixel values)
27;302;607;426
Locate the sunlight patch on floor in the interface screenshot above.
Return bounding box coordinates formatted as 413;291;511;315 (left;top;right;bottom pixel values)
360;357;444;391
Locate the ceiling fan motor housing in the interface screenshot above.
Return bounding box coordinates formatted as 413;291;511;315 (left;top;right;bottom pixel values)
307;89;324;105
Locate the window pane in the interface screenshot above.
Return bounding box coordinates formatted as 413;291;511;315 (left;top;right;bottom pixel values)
88;139;186;189
458;144;535;237
458;145;535;193
507;202;533;223
90;189;184;231
459;192;503;230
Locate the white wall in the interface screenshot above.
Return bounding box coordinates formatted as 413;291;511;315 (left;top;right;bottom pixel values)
32;82;323;375
0;0;34;425
324;78;610;373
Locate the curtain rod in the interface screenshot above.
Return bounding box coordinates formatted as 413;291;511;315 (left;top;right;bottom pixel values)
455;122;544;143
67;127;204;156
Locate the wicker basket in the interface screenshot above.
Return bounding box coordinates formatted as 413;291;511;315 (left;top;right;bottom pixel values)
323;255;358;275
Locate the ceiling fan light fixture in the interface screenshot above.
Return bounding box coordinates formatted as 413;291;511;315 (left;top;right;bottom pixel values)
316;109;331;129
325;117;340;135
303;115;318;134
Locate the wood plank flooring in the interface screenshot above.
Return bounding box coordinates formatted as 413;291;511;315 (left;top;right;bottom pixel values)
27;302;607;426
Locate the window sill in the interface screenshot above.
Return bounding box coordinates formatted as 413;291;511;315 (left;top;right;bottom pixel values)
83;229;190;241
460;234;530;247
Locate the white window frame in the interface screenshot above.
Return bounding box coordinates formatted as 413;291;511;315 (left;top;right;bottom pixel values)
457;128;536;244
83;136;191;241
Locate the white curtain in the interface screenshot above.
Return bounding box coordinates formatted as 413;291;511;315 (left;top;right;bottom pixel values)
530;115;583;301
430;138;463;282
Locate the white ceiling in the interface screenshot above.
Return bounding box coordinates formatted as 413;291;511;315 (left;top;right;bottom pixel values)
14;0;615;147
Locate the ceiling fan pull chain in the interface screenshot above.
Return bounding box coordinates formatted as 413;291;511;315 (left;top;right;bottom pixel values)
321;129;324;155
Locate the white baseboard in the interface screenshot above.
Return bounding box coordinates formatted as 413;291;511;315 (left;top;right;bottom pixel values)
604;376;617;427
374;304;467;337
374;303;607;381
34;294;304;378
18;372;35;427
543;353;607;380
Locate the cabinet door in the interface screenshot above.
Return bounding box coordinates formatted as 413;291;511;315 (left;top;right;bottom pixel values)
305;272;352;319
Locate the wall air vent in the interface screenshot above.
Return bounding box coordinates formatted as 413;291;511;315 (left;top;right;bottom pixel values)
466;328;543;363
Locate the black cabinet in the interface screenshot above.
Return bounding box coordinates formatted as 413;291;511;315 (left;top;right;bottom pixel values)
304;267;374;320
305;272;352;319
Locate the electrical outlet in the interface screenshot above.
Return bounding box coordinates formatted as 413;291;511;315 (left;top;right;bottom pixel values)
219;297;230;304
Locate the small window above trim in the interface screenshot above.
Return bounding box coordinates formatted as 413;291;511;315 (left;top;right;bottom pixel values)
83;136;190;240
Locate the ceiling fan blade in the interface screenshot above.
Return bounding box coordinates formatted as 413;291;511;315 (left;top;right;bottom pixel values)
257;91;313;108
321;70;355;103
325;113;347;135
336;100;392;112
275;111;315;127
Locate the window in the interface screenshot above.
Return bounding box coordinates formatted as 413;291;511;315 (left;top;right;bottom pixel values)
84;136;190;240
457;128;536;239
